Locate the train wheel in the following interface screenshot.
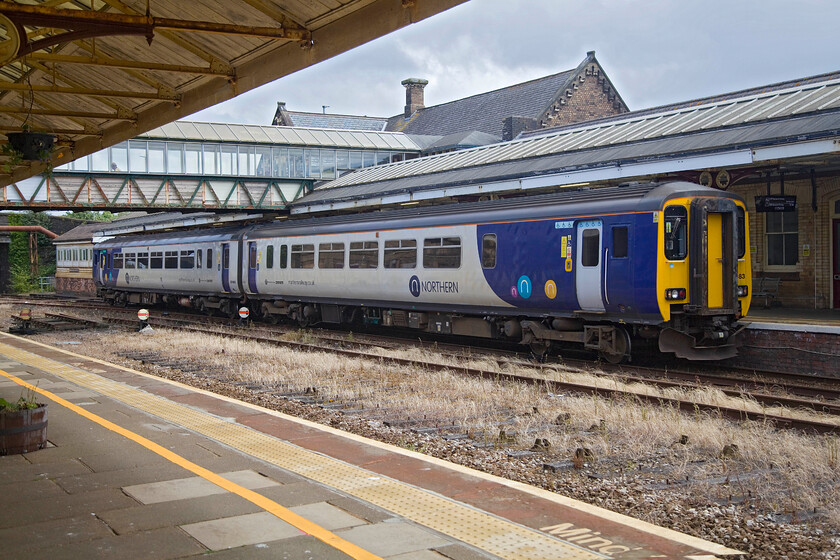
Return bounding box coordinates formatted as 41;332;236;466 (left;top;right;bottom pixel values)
600;328;630;364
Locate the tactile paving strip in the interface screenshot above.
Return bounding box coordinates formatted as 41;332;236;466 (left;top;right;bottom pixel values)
0;342;599;560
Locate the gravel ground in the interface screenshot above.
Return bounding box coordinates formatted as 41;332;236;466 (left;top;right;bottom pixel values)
5;317;839;560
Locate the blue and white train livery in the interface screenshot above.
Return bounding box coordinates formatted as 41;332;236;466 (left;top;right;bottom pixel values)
94;181;752;361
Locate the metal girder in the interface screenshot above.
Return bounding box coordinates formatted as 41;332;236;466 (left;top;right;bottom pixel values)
24;52;235;77
0;3;312;64
0;172;314;211
0;81;181;101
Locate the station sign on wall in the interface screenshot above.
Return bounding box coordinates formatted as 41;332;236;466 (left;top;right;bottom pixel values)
755;195;797;212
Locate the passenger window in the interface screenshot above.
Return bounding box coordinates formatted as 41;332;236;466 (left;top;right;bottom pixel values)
423;237;461;269
612;227;628;258
318;242;345;269
136;252;149;269
151;252;163;269
481;234;497;269
291;244;314;269
180;250;195;269
206;248;213;269
280;245;288;269
165;251;178;269
581;230;599;267
384;239;417;269
124;253;135;269
114;253;124;269
349;241;378;269
664;206;688;260
197;249;202;269
266;245;274;269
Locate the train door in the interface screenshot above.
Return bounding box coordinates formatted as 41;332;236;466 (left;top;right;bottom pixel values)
247;241;259;294
706;212;734;310
833;219;840;308
94;250;103;284
220;243;231;293
605;224;632;308
575;220;605;312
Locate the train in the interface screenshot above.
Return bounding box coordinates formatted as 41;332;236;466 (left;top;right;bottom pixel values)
93;181;752;361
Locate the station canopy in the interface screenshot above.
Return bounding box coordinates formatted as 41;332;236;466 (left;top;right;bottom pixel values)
0;0;464;188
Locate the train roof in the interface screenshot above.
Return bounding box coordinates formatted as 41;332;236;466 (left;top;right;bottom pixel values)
93;182;742;247
246;182;742;238
94;226;244;248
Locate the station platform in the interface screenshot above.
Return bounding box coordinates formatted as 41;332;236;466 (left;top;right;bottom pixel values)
0;332;740;560
733;308;840;375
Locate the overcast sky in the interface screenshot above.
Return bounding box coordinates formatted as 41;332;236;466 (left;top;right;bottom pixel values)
189;0;839;125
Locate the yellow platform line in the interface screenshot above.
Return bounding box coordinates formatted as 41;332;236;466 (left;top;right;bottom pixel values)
0;339;600;560
0;367;383;560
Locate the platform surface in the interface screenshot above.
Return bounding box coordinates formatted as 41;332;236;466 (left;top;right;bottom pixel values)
0;331;741;560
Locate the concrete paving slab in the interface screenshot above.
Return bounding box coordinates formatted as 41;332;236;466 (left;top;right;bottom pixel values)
200;535;355;559
258;480;346;508
0;456;92;483
391;551;450;560
327;496;397;524
336;521;452;558
124;469;281;504
0;514;114;554
0;488;140;529
180;511;304;550
53;462;189;495
98;492;262;534
289;502;367;531
0;476;67;502
8;526;207;560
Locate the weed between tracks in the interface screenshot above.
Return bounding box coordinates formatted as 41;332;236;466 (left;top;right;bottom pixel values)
0;303;838;558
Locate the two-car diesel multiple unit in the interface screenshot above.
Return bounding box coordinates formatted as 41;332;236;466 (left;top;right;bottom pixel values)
93;182;751;361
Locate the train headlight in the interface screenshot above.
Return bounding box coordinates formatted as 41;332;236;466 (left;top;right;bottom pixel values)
665;288;686;301
737;285;749;298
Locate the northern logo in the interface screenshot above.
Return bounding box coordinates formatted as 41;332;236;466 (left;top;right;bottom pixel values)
409;275;421;297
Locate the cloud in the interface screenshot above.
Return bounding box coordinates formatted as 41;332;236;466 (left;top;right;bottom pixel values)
190;0;840;124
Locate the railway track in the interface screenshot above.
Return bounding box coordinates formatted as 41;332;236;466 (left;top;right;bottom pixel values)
3;296;838;434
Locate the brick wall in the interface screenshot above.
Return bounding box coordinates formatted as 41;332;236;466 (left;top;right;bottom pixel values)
726;328;840;377
541;63;627;128
733;174;840;309
55;277;96;296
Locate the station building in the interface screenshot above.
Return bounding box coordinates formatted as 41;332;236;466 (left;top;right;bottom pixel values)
295;71;840;310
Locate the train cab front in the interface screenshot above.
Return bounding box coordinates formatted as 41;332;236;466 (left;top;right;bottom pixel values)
657;194;752;360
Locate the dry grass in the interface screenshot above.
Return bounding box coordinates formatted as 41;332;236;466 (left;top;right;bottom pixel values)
1;303;838;531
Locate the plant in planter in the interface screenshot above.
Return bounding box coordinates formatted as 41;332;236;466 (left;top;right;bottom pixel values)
0;389;48;455
2;125;55;175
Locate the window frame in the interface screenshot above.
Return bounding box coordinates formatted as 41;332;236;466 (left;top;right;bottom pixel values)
481;234;497;269
384;239;417;269
349;241;378;269
318;242;345;269
290;244;315;269
423;237;462;269
764;210;799;269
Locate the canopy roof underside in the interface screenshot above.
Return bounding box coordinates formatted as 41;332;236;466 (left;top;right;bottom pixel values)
0;0;464;188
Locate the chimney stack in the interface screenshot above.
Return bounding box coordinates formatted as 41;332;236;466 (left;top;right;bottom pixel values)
401;78;428;118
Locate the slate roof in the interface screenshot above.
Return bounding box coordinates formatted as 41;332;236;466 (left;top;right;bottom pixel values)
520;70;840;140
294;71;840;211
285;112;388;132
385;69;577;138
